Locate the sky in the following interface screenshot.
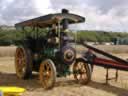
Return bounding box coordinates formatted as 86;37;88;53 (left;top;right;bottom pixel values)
0;0;128;32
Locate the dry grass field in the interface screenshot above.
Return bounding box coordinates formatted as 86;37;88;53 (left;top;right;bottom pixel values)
0;45;127;96
0;46;16;57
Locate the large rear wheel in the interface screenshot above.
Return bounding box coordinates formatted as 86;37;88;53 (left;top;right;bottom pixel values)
39;59;56;89
15;47;33;79
73;59;91;84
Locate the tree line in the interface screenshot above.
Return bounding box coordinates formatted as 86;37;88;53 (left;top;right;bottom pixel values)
0;29;128;46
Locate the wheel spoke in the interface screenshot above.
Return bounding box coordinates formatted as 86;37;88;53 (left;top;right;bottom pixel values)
15;48;26;78
73;60;91;84
39;59;56;89
15;47;32;79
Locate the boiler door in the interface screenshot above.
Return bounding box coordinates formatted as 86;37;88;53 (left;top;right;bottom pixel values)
60;46;76;64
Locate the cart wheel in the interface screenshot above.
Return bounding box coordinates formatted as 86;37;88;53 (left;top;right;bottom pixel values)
39;59;56;89
73;59;91;84
15;47;32;79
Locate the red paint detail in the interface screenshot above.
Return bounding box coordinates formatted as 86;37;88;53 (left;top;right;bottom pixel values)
94;57;128;69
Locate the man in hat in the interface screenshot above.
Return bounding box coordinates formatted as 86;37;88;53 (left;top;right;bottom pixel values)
47;24;59;47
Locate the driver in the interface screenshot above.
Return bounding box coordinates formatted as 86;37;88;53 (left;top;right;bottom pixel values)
47;24;59;46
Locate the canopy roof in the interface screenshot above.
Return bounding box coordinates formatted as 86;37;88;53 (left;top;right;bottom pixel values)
15;9;85;28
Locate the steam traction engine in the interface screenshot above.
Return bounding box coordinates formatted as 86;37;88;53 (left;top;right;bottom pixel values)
15;9;92;89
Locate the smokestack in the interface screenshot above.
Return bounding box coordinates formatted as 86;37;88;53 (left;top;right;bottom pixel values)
61;9;69;29
62;9;69;14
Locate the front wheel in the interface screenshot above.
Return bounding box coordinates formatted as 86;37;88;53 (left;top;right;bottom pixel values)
39;59;56;89
73;58;91;84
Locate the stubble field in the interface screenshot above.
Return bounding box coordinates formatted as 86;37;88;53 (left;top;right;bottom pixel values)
0;45;127;96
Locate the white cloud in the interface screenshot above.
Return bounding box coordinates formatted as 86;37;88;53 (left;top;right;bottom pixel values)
33;0;54;14
0;0;54;25
50;0;128;32
0;0;128;32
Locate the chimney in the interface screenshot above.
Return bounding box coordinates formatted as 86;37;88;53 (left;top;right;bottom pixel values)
62;9;69;14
